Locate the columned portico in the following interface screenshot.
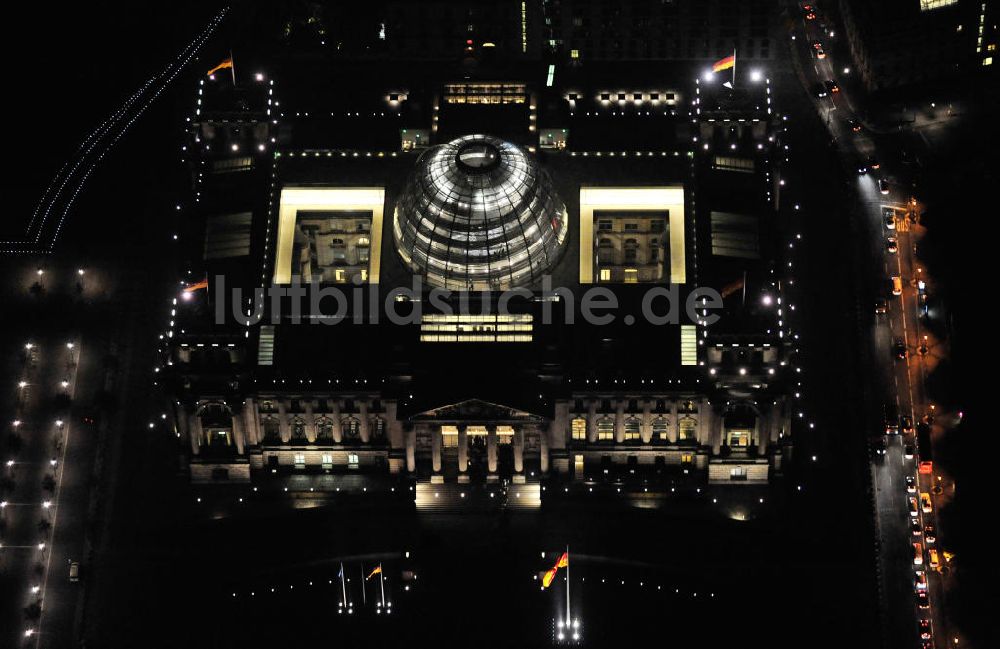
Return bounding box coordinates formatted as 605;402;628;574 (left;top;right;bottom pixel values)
486;425;498;481
457;426;469;482
513;427;525;482
431;427;443;483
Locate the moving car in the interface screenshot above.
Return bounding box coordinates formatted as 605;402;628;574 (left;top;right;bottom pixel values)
921;492;933;513
891;276;903;296
917;590;930;609
875;298;888;315
928;548;940;569
909;497;919;517
868;156;881;170
848;119;862;132
69;561;80;582
878;178;890;194
894;339;907;360
904;443;916;459
911;519;922;536
918;618;932;640
814;84;829;99
824;79;840;93
814;45;826;59
906;476;916;493
914;570;927;590
886;237;898;253
900;416;914;434
924;524;936;543
884;211;896;229
913;542;923;565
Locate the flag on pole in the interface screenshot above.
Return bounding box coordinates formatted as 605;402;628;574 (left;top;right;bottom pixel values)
541;551;569;589
183;278;209;293
207;57;233;76
712;53;736;73
366;565;382;580
338;563;344;578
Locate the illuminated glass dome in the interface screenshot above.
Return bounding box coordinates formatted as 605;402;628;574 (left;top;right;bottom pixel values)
394;134;568;290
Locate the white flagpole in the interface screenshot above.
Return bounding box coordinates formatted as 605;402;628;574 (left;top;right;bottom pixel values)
229;49;236;86
379;563;386;608
340;563;348;607
565;546;571;627
732;47;737;87
360;564;367;605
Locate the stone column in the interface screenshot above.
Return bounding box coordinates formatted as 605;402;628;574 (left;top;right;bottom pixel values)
431;427;443;481
640;400;653;444
614;400;625;443
669;401;679;443
359;400;370;443
711;406;724;455
587;400;598;443
277;400;291;443
457;426;469;482
243;399;260;446
304;400;317;443
540;428;550;474
487;425;498;480
329;399;343;443
188;412;203;456
755;407;767;455
232;415;246;454
405;427;416;473
513;427;525;481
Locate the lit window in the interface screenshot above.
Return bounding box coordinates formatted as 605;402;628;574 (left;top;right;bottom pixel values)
624;417;641;440
294;453;306;468
678;417;697;441
348;453;359;468
597;418;614;441
599;268;611;281
571;417;587;440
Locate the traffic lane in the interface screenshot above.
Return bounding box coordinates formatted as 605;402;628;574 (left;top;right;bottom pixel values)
39;339;98;649
874;438;921;649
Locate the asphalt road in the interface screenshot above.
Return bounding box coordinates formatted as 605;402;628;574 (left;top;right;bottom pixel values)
787;2;954;647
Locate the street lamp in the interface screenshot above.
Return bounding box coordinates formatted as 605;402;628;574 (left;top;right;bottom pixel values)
750;70;763;82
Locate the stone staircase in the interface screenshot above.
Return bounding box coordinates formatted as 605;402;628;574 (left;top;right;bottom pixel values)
414;481;541;512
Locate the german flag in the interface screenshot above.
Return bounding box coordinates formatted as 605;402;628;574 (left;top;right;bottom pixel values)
541;552;569;589
712;53;736;73
207;57;233;76
366;565;382;580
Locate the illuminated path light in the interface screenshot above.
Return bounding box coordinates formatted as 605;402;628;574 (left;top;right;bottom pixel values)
1;9;229;255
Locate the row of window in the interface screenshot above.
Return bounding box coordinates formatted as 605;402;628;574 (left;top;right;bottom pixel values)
571;399;699;413
569;416;697;441
261;416;386;440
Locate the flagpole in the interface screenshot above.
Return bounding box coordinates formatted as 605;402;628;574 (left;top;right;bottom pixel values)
340;562;348;608
229;49;236;86
379;563;386;609
565;545;571;627
732;47;737;87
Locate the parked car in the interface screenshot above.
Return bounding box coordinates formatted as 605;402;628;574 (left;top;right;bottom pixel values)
69;561;80;582
878;178;890;194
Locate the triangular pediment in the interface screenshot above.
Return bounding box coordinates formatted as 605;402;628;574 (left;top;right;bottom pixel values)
409;399;545;422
